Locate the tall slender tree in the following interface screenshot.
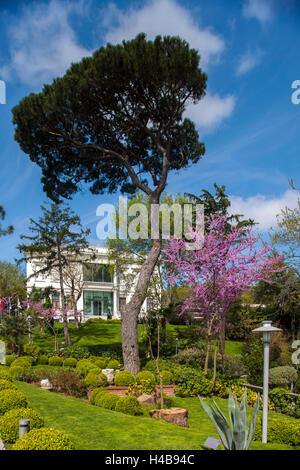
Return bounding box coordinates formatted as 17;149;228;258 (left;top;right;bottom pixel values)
0;205;13;237
12;34;207;373
18;202;90;346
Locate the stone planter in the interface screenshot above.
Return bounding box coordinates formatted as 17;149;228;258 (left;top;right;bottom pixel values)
149;407;189;428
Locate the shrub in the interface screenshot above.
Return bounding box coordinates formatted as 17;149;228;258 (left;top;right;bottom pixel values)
48;356;63;367
254;417;300;446
76;359;98;376
143;359;174;374
23;344;40;357
0;368;12;381
89;387;105;405
160;370;173;385
99;392;120;410
5;355;15;366
0;408;44;443
63;358;77;368
0;389;28;415
51;369;87;398
269;387;300;418
12;427;74;450
269;366;298;388
93;359;106;369
10;357;32;368
115;395;141;415
128;380;155;396
94;390;111;407
171;347;206;369
9;366;29;380
223;355;247;378
136;371;156;386
0;379;17;391
61;345;90;360
230;385;275;410
107;359;119;370
85;371;108;389
114;371;135;386
37;355;49;365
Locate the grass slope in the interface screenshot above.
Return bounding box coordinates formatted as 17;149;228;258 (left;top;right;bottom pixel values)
16;382;296;451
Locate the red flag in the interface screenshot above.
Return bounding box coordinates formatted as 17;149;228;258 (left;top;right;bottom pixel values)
0;296;3;310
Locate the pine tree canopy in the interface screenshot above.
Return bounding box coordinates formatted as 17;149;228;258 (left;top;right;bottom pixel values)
12;34;207;201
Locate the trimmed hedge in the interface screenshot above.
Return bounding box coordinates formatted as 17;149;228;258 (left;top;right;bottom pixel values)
85;371;108;388
0;368;11;381
0;379;17;391
37;355;49;365
98;393;120;410
254;417;300;446
160;370;173;385
0;389;28;416
48;356;63;367
107;359;119;370
4;355;15;366
76;359;99;376
0;408;44;443
115;395;141;415
114;371;135;386
89;387;105;405
63;358;77;368
136;371;156;386
12;427;74;450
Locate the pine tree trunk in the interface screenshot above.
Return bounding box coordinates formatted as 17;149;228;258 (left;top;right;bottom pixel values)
121;237;162;375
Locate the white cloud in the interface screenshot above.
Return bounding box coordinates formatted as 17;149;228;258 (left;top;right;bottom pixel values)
185;93;236;135
236;49;263;75
0;0;91;86
103;0;225;68
229;189;300;231
242;0;273;23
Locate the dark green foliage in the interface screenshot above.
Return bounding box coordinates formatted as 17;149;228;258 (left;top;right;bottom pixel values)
12;34;206;202
0;205;13;237
241;335;264;386
0;312;29;355
269;388;300;418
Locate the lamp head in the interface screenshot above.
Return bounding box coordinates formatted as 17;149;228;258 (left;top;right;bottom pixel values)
252;320;281;343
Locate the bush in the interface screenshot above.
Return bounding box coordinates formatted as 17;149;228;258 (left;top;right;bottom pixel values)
114;371;135;386
94;390;111;407
171;347;206;369
37;355;49;365
89;387;105;405
85;371;108;389
93;359;106;369
0;379;17;391
254;417;300;446
61;345;90;360
143;359;174;374
160;370;173;385
0;368;12;381
107;359;119;370
115;395;141;415
63;358;77;368
223;355;247;378
5;355;15;366
9;366;30;380
0;389;28;415
23;344;40;357
136;371;156;386
0;408;44;443
12;427;74;450
51;369;87;398
99;392;120;410
76;359;99;376
10;357;32;368
269;388;300;418
269;366;298;388
48;356;63;367
241;335;263;386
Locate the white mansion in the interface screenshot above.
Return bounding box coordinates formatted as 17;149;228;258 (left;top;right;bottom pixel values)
26;246;151;321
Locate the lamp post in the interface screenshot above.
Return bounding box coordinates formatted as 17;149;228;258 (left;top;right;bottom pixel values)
27;315;32;344
252;320;281;443
175;337;179;355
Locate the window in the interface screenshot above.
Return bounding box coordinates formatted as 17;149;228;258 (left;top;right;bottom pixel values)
83;264;113;283
52;293;60;308
83;290;113;316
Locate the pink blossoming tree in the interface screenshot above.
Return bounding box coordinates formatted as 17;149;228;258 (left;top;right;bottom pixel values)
163;215;284;382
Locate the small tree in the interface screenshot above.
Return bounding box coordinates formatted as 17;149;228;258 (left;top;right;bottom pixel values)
163;214;284;380
18;202;90;346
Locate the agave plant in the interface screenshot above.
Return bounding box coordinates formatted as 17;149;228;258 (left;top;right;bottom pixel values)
200;390;260;450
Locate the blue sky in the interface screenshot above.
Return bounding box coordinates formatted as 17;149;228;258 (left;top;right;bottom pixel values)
0;0;299;263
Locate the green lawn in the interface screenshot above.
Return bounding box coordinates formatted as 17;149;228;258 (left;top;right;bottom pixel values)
15;381;297;451
32;321;242;356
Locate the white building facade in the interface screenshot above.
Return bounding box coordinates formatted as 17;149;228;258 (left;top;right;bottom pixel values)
26;246;151;320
